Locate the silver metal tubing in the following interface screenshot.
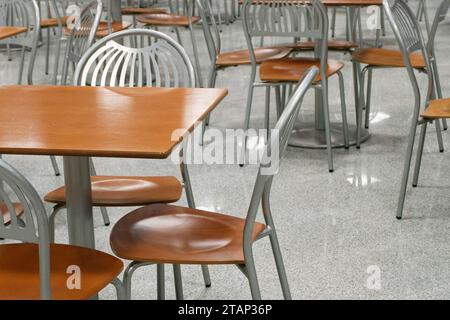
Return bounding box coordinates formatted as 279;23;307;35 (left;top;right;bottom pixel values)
412;123;428;187
63;156;95;248
240;71;257;166
337;70;349;149
364;68;374;129
244;250;261;300
264;86;271;141
50;156;60;176
356;66;369;148
122;261;153;300
320;82;334;172
435;117;444;153
48;203;65;243
157;264;165;300
173;264;184;300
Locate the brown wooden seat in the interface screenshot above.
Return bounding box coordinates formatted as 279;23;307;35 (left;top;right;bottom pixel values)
421;99;450;119
1;203;24;225
280;40;359;51
41;16;68;28
121;7;167;15
352;48;426;68
137;13;200;27
44;176;182;207
0;26;27;40
95;21;132;38
0;243;123;300
259;57;344;82
110;204;266;264
216;47;292;67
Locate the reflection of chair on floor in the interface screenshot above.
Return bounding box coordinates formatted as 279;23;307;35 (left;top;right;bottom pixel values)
44;28;212;299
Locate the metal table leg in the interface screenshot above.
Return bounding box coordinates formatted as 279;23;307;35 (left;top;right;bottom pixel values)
110;0;123;22
63;156;95;249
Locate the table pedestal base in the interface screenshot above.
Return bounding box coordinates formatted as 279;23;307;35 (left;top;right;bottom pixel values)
288;123;370;149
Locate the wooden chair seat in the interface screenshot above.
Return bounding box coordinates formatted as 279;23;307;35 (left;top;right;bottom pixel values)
279;40;359;51
44;176;182;207
136;13;200;27
1;203;24;225
96;21;132;38
41;16;68;28
110;204;266;264
216;47;292;67
121;7;167;15
352;48;426;68
421;99;450;119
259;57;344;82
0;243;123;300
0;26;27;40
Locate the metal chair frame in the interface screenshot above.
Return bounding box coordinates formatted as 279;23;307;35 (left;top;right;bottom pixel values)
0;159;124;299
241;0;349;173
383;0;449;219
69;28;211;299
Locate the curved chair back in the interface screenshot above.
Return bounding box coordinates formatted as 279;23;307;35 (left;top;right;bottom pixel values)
61;0;102;85
384;0;433;113
241;0;328;72
0;159;51;299
196;0;221;64
74;28;195;87
243;67;318;250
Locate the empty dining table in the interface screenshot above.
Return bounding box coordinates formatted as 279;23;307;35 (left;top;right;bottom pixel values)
0;85;227;249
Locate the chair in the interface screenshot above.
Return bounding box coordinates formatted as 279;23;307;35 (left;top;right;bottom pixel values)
110;66;319;300
0;159;123;299
241;0;349;173
95;0;132;38
44;28;212;299
59;0;102;85
196;0;291;133
352;0;449;148
383;0;450;219
136;0;204;86
121;0;167;27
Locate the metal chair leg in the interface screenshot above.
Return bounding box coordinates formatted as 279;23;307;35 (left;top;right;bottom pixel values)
50;156;60;176
435;118;444;153
331;8;337;38
17;46;26;85
240;71;257;166
122;261;152;300
320;84;334;172
48;204;65;243
397;119;420;219
264;86;271;141
364;68;373;129
356;67;368;148
111;278;125;300
173;264;184;300
100;207;111;226
412;123;427;188
275;86;282;119
45;28;50;75
157;263;165;300
337;71;349;149
244;254;261;300
269;232;291;300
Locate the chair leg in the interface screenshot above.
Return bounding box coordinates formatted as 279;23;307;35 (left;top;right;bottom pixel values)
397;119;420;219
122;261;152;300
201;68;218;145
111;278;125;300
48;204;66;243
240;71;257;166
50;156;60;176
157;264;165;300
275;86;282;119
337;71;349;149
17;46;26;85
320;84;334;172
188;24;204;87
331;8;337;38
269;232;291;300
173;264;184;300
352;61;360;125
432;60;448;131
100;207;111;226
264;86;271;141
244;254;261;300
364;68;373;129
356;67;368;149
412;123;428;188
435;119;444;153
45;28;50;75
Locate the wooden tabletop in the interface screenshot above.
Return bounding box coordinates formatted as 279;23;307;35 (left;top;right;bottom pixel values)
0;85;227;159
0;26;27;40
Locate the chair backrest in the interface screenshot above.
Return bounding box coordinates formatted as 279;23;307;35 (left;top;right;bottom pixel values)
0;0;40;45
383;0;433;114
74;28;196;87
241;0;328;71
242;66;318;247
196;0;221;63
0;159;51;299
61;0;102;85
427;0;450;56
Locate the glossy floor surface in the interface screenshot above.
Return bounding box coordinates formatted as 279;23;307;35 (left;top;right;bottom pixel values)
1;0;450;299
